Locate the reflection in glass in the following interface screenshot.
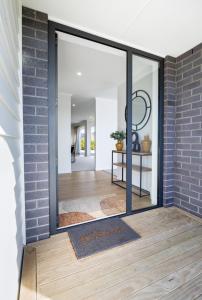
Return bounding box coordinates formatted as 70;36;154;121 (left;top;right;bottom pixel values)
132;55;159;210
133;96;146;125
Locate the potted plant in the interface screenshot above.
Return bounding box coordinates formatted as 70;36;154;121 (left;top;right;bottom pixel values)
110;131;126;151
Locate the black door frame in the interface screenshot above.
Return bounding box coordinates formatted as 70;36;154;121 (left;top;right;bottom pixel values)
48;21;164;235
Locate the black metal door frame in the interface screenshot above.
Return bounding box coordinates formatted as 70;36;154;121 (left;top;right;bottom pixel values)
48;21;164;234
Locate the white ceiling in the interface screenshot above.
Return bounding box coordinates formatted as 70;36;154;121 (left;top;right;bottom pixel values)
58;33;153;98
22;0;202;57
58;33;126;98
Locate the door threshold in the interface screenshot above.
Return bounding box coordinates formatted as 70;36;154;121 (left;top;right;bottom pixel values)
55;205;160;234
57;211;126;231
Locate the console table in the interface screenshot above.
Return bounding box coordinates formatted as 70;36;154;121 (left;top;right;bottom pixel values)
111;150;152;197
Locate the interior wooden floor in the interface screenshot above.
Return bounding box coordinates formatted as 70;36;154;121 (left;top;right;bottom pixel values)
58;171;153;226
20;207;202;300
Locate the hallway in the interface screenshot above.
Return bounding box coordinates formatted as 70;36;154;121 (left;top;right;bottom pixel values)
58;171;153;227
71;156;95;172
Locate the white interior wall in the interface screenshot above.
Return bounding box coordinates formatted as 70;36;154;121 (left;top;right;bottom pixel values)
58;93;72;173
95;97;117;171
0;1;25;299
117;82;126;175
117;82;126;132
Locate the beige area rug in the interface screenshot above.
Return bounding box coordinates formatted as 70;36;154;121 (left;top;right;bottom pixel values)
59;194;124;227
59;194;152;227
100;196;125;216
59;194;119;217
59;212;95;227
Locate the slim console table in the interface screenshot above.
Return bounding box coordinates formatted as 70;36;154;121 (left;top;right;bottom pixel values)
111;150;152;197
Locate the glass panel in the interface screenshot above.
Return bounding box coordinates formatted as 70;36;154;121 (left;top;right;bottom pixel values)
132;55;159;210
57;32;127;228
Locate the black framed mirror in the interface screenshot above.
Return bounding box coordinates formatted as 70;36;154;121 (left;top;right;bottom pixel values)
125;89;152;131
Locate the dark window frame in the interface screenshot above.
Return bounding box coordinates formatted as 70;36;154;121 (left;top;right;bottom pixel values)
48;21;164;234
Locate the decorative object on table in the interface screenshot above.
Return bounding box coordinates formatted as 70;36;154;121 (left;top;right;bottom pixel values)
125;90;152;131
132;131;141;152
141;135;152;153
110;131;126;151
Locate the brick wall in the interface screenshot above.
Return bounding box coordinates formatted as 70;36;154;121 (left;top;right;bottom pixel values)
163;56;176;206
174;44;202;217
22;7;50;243
164;44;202;216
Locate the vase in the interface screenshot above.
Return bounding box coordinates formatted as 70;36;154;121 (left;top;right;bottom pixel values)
132;132;140;152
116;141;123;151
141;135;151;153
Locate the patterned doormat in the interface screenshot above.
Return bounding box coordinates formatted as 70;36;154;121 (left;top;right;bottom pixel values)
68;217;140;258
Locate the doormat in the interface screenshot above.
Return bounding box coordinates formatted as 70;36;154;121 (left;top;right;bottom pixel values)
68;217;141;258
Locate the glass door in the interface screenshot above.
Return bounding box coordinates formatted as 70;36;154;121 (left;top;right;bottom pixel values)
48;21;164;234
131;55;159;210
56;31;127;228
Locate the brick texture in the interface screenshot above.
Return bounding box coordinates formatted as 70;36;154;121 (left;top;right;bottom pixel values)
174;44;202;217
164;44;202;217
163;56;176;206
22;6;49;243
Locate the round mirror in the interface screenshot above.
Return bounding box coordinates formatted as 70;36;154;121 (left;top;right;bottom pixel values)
125;90;152;131
132;96;146;125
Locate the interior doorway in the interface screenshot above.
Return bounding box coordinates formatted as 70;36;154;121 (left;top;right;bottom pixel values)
48;22;164;234
71;119;95;172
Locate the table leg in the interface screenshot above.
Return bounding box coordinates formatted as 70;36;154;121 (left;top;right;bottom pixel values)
122;152;124;182
111;151;113;183
140;155;142;197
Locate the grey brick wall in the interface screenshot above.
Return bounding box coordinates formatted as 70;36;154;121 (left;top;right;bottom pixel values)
163;56;176;206
164;44;202;217
174;44;202;217
22;7;50;243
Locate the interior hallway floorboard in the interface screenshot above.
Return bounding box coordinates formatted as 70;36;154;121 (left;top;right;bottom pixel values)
58;170;153;227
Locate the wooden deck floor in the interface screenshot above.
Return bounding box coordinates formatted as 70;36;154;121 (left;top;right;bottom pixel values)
20;207;202;300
